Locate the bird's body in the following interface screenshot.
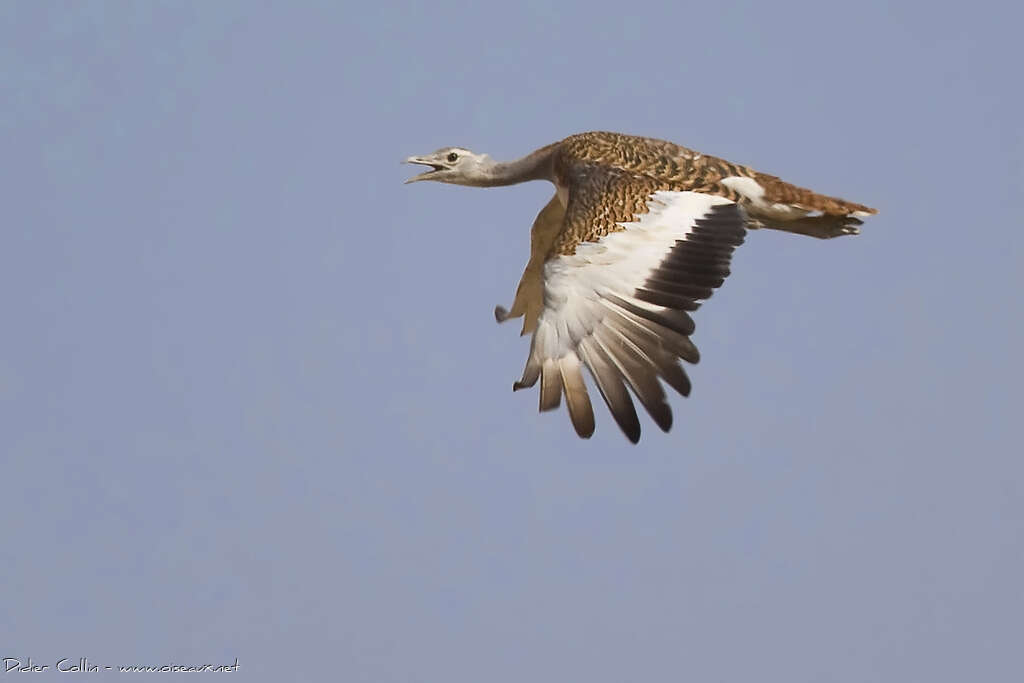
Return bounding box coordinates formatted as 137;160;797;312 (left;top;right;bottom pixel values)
405;131;877;442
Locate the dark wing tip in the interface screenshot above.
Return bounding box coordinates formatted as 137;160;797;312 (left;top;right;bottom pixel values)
624;423;641;444
649;403;673;433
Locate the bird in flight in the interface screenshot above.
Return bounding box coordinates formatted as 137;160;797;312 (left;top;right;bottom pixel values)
404;131;876;443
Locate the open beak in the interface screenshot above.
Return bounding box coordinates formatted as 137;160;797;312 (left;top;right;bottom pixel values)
403;155;444;184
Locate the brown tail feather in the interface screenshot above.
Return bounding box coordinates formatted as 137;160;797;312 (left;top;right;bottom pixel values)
754;172;877;216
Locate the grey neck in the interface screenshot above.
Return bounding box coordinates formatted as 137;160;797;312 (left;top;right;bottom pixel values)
478;143;558;187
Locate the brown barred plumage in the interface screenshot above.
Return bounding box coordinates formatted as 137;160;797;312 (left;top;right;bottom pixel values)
547;131;875;255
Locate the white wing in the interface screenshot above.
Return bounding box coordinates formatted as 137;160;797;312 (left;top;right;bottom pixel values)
514;190;747;442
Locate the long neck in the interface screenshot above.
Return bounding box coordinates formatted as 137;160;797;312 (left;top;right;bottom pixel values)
477;143;559;187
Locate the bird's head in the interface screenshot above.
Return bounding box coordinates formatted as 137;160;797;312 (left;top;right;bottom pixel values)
403;147;494;186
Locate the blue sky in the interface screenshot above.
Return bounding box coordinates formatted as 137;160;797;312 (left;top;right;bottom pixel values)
2;1;1021;681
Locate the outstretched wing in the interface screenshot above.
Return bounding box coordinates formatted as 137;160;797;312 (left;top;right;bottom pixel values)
514;172;747;443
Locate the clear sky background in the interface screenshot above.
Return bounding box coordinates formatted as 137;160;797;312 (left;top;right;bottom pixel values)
2;1;1021;681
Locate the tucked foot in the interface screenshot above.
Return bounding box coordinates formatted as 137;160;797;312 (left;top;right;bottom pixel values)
759;214;863;239
832;216;863;237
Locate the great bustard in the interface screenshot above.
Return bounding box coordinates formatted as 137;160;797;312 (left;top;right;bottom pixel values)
405;131;876;443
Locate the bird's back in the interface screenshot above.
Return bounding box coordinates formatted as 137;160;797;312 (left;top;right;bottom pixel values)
556;131;876;215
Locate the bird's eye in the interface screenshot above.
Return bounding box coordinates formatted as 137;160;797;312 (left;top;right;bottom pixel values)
447;152;459;162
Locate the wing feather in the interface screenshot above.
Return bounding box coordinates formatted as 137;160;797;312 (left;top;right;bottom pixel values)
559;355;595;438
634;289;699;311
601;303;701;364
599;317;690;397
514;183;746;442
603;292;697;337
579;337;642;443
539;359;562;411
592;327;672;433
